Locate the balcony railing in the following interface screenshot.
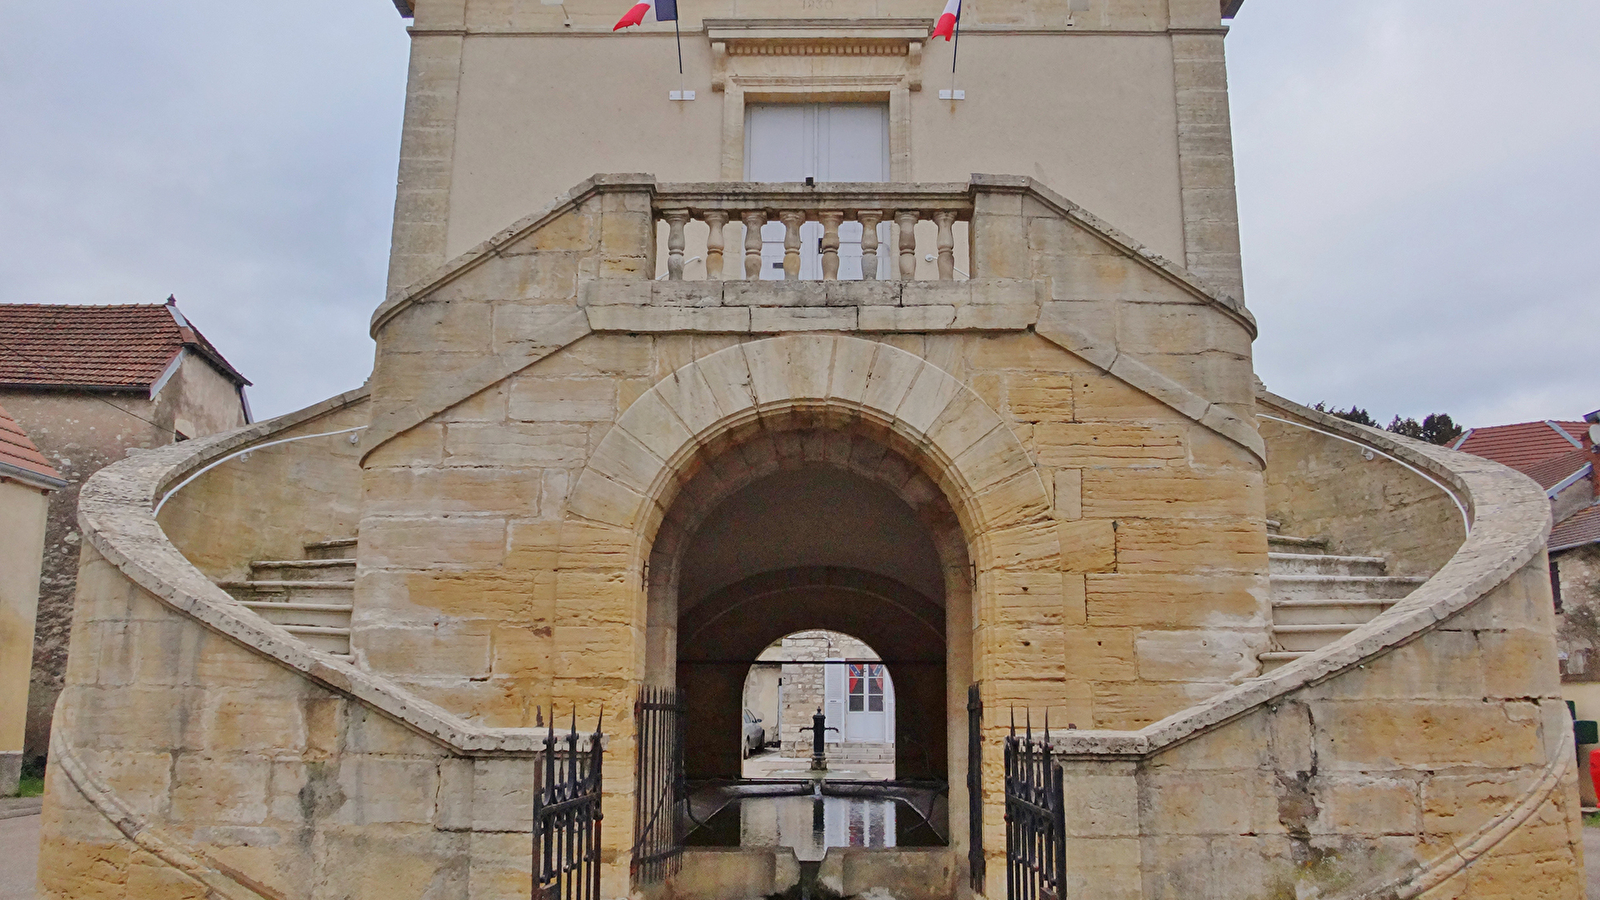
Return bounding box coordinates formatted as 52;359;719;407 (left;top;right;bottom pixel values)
651;183;973;282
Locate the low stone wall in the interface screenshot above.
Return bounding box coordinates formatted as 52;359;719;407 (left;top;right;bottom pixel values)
1260;394;1466;577
156;389;370;581
1031;393;1582;900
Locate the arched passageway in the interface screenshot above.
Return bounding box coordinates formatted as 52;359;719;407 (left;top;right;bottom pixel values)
646;416;971;786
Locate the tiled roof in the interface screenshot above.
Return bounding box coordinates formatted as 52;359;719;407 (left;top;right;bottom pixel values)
0;400;64;488
1522;447;1595;491
1454;420;1592;474
1552;503;1600;552
0;300;248;390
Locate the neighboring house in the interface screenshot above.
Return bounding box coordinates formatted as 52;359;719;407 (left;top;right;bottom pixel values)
1454;411;1600;798
0;402;64;796
0;299;250;762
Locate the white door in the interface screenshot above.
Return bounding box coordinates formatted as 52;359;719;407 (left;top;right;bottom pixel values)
822;660;846;744
744;103;892;280
844;662;892;743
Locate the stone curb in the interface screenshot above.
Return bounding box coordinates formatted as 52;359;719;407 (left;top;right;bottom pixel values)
0;797;42;818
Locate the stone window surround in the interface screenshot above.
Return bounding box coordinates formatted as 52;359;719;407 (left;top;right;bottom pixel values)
705;18;930;182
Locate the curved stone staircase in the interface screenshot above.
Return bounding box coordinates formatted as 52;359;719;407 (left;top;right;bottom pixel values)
216;538;354;657
1260;522;1428;672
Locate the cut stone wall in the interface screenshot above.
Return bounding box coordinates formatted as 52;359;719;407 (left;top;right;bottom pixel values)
37;172;1580;898
1260;406;1466;578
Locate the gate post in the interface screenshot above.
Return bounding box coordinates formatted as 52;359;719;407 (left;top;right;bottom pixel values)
1056;757;1141;900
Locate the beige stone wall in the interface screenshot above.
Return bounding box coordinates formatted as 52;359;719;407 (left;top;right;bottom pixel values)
388;0;1242;301
1;363;247;760
157;393;369;581
36;541;549;900
1259;402;1466;578
0;478;49;793
358;178;1267;743
1053;556;1583;900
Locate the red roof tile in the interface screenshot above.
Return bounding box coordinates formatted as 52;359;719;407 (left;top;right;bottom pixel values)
1521;447;1596;491
0;400;63;488
1553;503;1600;552
0;301;248;390
1454;420;1593;474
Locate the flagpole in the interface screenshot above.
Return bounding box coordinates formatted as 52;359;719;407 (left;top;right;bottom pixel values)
674;14;685;98
949;9;961;99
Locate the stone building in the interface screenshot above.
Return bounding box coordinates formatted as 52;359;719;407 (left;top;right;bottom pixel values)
742;630;895;766
35;0;1585;898
0;299;250;760
0;402;64;795
1453;414;1600;800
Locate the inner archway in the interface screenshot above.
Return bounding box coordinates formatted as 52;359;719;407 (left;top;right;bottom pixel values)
652;419;969;786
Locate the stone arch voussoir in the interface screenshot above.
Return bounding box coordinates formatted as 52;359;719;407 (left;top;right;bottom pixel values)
561;334;1059;575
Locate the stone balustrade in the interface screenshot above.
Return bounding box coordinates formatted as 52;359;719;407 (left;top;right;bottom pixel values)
651;183;972;282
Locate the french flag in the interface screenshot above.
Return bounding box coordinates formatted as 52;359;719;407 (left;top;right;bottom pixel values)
931;0;959;40
614;0;676;30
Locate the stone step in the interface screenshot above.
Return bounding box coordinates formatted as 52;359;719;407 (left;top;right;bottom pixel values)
278;623;352;656
1270;574;1426;604
1267;534;1329;552
1270;622;1361;652
1270;598;1393;626
249;558;356;583
220;580;354;606
304;538;357;560
1259;651;1304;673
1268;551;1388;578
238;600;354;630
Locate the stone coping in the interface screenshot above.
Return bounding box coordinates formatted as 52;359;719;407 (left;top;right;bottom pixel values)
1048;389;1552;760
78;387;592;756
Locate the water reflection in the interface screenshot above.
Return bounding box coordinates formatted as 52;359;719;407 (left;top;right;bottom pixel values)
685;796;941;859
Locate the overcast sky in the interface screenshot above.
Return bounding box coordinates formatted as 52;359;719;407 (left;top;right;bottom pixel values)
0;2;1594;427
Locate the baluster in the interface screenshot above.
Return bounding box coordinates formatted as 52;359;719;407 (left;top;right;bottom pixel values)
858;211;882;281
934;210;958;280
663;209;690;281
742;211;766;280
895;210;920;280
779;210;806;280
703;210;728;280
818;211;844;281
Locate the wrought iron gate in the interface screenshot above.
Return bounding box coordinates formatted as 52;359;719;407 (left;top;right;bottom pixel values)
1004;713;1066;900
532;711;605;900
632;686;685;885
967;683;985;892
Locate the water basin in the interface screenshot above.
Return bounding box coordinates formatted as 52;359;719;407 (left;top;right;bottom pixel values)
685;795;943;860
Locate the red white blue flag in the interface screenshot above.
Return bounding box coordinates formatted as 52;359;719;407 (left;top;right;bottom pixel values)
614;0;676;30
931;0;959;40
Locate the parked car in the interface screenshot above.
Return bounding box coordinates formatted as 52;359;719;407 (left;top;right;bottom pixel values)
742;709;766;758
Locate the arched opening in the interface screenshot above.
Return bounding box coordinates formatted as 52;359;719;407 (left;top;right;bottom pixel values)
647;415;971;793
741;630;897;781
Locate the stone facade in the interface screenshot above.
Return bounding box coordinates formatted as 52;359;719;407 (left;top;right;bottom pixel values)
31;0;1584;896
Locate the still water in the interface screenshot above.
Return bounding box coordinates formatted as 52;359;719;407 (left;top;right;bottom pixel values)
685;796;942;859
